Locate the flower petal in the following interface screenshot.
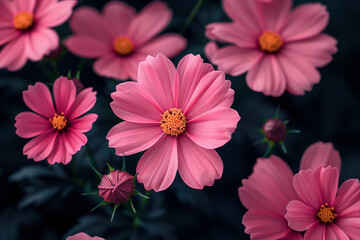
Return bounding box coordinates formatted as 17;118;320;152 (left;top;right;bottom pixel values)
15;112;50;138
300;141;341;172
47;134;73;165
137;34;186;58
15;0;36;13
67;87;97;120
136;136;178;192
62;129;87;155
103;1;136;35
53;76;76;114
23;82;55;119
334;179;360;216
23;130;57;161
177;135;222;189
128;1;172;46
107;121;163;156
93;54;129;80
122;53;148;81
258;0;291;32
304;223;325;240
0;28;20;46
36;0;77;28
285;200;318;232
336;210;360;239
68;114;97;133
66;232;104;240
64;36;111;58
326;224;350;240
0;1;16;24
0;35;27;71
204;41;218;62
25;28;59;61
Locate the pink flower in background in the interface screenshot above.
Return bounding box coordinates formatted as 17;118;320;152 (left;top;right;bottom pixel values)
65;1;187;81
238;142;340;239
66;232;104;240
0;0;77;71
285;166;360;239
98;170;134;204
107;54;240;191
205;0;337;96
15;76;97;165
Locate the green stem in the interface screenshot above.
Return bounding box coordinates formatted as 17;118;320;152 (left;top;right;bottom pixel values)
132;191;151;231
179;0;205;35
85;143;98;170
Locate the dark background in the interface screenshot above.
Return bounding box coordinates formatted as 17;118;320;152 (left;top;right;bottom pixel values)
1;0;360;239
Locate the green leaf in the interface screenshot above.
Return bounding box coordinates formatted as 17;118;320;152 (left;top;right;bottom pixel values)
75;71;80;80
134;189;150;199
89;161;103;179
81;191;99;196
111;204;120;222
280;141;288;154
67;70;72;79
106;162;115;172
91;200;109;212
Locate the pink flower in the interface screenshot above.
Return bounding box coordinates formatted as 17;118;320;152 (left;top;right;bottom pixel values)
205;0;337;96
64;1;187;81
98;170;134;204
285;166;360;239
238;142;340;239
66;232;104;240
107;53;240;191
0;0;77;71
15;76;97;165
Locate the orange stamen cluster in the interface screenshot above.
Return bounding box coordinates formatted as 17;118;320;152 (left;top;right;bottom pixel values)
258;31;283;53
317;203;337;223
13;12;34;30
49;112;67;131
113;37;133;56
161;108;187;137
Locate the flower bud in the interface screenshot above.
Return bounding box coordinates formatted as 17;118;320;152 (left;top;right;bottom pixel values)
70;78;85;93
66;232;104;240
263;118;287;142
98;170;134;205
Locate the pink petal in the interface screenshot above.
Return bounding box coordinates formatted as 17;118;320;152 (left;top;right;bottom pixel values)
47;134;73;165
36;0;77;28
242;209;291;240
33;0;57;18
0;1;16;24
25;28;59;61
279;231;304;240
281;3;329;42
15;112;50;138
177;135;222;189
285;200;318;232
176;54;214;109
23;82;55;119
334;179;360;216
212;46;263;76
122;53;148;81
222;0;262;35
106;121;163;156
186;108;240;149
64;36;111;58
336;210;360;239
258;0;291;32
137;34;187;58
238;155;297;214
66;232;104;240
246;54;286;97
110;82;163;124
93;54;129;80
136;136;178;192
300;141;341;172
325;224;350;240
0;28;20;46
304;223;325;240
103;1;136;35
137;54;176;111
204;41;218;62
68;114;98;133
23;130;57;161
0;35;27;71
128;1;172;46
276;49;321;95
62;129;87;155
53;76;76;114
15;0;36;13
67;87;97;120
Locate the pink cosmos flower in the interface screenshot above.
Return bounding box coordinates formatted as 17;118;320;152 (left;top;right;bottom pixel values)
205;0;337;96
64;1;187;81
66;232;104;240
15;76;97;165
107;53;240;191
238;142;340;239
0;0;77;71
285;166;360;239
98;170;134;204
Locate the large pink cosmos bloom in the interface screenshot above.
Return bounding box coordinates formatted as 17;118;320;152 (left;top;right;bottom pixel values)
285;166;360;239
64;1;187;81
0;0;77;71
238;142;340;240
15;76;97;165
107;53;240;191
66;232;104;240
205;0;337;97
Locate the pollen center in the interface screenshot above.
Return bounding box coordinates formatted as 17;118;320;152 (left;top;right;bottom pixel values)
49;112;68;131
13;12;34;30
317;203;337;223
161;108;187;137
258;31;283;53
113;37;133;56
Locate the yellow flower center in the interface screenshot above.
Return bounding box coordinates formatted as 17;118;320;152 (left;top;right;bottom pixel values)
49;112;68;131
317;203;337;223
13;12;34;30
161;108;187;137
113;37;133;56
258;31;283;53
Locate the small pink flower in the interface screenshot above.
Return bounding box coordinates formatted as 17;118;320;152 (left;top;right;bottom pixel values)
98;170;134;204
15;76;97;165
64;1;187;81
205;0;337;96
238;142;340;239
107;53;240;191
0;0;77;71
285;166;360;239
66;232;104;240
